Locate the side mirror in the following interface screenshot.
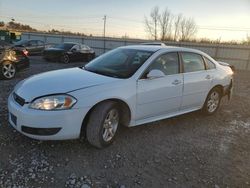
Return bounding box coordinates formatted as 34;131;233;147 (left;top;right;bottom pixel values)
147;69;165;79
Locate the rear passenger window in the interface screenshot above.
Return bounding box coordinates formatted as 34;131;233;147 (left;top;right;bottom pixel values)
204;57;216;69
181;53;205;73
148;52;179;75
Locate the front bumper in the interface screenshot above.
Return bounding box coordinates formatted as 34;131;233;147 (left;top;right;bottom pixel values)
223;80;233;100
8;94;89;140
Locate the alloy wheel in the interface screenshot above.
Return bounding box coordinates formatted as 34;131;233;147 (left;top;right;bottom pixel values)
102;109;119;142
207;91;220;113
62;54;69;63
2;64;16;79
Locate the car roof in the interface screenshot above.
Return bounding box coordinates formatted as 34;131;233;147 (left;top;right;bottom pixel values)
63;42;79;45
140;42;166;46
119;45;205;55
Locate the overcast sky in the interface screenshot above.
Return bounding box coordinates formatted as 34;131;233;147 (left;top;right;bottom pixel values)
0;0;250;41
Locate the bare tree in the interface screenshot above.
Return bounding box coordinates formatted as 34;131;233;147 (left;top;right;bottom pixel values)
180;18;197;41
145;7;198;41
173;14;183;41
159;8;173;40
145;6;160;40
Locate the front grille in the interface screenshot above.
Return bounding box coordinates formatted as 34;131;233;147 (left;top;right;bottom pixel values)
13;92;25;106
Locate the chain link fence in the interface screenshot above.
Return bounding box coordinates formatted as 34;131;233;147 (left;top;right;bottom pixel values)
22;32;250;70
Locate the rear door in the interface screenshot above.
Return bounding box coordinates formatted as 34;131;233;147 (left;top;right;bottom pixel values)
136;52;183;120
180;52;212;110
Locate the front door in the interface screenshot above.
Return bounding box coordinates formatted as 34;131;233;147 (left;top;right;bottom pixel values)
136;52;183;121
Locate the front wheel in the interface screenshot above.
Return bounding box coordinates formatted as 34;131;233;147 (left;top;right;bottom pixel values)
0;61;16;80
202;88;222;115
86;101;120;148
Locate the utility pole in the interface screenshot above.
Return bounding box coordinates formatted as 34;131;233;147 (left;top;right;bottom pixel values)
103;15;107;53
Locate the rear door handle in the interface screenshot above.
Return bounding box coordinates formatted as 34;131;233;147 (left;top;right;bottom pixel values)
205;75;211;80
172;79;182;85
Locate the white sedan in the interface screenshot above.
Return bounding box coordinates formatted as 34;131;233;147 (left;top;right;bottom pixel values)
8;45;233;148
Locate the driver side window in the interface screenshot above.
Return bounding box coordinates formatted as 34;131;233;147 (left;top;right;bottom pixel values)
147;52;179;76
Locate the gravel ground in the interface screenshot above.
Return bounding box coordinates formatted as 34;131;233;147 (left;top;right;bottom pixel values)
0;56;250;188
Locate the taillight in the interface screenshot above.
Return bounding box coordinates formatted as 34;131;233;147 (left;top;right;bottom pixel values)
23;50;29;56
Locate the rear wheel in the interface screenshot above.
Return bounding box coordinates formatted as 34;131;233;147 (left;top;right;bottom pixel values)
202;88;222;115
0;61;16;80
86;101;120;148
60;53;70;64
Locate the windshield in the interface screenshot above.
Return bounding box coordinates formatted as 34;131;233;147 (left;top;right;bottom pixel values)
54;43;75;50
85;48;153;78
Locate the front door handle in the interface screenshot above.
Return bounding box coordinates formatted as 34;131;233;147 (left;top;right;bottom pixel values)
172;79;182;85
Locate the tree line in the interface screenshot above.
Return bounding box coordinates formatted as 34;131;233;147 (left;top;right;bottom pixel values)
0;21;37;31
145;6;197;41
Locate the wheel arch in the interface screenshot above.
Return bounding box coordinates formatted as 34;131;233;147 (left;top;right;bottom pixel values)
1;60;15;65
211;84;224;95
80;98;132;137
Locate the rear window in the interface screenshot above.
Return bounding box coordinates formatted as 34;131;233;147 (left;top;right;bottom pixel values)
181;52;205;73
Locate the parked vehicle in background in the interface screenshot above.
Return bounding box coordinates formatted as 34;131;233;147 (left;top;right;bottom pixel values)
43;42;95;63
14;40;45;55
141;42;166;46
8;45;233;148
0;47;29;79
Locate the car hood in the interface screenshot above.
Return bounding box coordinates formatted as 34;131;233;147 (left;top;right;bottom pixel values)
14;68;119;102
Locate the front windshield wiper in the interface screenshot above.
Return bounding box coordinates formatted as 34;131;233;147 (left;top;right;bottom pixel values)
84;67;120;78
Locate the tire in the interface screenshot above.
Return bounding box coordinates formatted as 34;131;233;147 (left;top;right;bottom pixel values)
86;101;120;148
202;87;222;115
60;53;70;64
0;61;16;80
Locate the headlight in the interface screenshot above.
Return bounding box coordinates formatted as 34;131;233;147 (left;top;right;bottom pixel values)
29;95;77;110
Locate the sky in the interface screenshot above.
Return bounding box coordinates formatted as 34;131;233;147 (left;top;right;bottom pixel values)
0;0;250;41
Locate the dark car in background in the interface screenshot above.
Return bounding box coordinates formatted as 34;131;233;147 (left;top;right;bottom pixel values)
14;40;45;55
0;47;29;79
43;42;95;63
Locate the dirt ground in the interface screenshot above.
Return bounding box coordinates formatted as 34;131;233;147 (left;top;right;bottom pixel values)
0;56;250;188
